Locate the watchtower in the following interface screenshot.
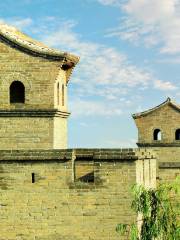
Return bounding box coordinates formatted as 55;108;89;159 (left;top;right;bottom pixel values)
133;98;180;180
0;23;79;150
132;97;180;147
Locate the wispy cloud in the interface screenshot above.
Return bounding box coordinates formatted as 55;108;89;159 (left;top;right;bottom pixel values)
104;0;180;55
10;18;33;29
0;17;33;30
42;23;152;90
154;80;177;91
69;98;122;117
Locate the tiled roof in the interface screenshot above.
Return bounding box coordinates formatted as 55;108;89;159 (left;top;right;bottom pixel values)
0;23;79;64
132;97;180;118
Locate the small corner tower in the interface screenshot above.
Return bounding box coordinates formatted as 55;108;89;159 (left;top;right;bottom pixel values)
0;23;79;150
132;97;180;172
132;97;180;147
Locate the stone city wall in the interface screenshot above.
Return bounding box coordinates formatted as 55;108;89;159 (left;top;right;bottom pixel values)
0;148;156;240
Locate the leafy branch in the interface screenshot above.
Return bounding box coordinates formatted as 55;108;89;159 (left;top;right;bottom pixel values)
116;177;180;240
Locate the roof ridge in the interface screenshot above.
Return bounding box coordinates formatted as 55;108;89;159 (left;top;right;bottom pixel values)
0;23;79;63
132;97;180;119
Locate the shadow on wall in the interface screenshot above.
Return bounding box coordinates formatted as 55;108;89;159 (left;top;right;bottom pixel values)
0;165;9;190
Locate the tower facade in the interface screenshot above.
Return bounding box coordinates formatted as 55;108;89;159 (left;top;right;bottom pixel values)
0;24;79;150
132;97;180;147
133;97;180;181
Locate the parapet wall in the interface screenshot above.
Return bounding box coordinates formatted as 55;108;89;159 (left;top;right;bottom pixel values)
0;148;156;240
138;147;180;183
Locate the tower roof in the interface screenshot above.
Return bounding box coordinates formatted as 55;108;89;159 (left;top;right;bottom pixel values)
0;23;79;65
132;97;180;119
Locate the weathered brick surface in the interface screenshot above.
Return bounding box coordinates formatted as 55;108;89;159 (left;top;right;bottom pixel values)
0;37;69;149
133;99;180;188
0;40;61;108
0;149;156;240
134;104;180;145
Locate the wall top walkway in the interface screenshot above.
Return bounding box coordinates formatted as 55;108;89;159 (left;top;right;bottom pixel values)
0;148;156;162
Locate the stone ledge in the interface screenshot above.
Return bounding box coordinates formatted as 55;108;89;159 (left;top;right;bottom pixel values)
159;162;180;168
0;109;70;118
0;148;155;162
74;148;137;161
137;143;180;147
0;150;72;161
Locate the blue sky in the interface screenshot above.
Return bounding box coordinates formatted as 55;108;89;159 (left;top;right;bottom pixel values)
1;0;180;148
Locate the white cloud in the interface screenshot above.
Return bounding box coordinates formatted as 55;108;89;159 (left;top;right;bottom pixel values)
42;22;153;89
106;0;180;54
69;98;122;117
11;18;33;30
0;17;33;30
123;0;176;24
154;80;177;91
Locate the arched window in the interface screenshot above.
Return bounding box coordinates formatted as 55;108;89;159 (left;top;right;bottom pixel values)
57;82;59;105
153;129;162;141
10;81;25;103
62;84;64;106
175;129;180;140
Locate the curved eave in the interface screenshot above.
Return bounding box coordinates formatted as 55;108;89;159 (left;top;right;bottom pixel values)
0;27;79;64
132;97;180;119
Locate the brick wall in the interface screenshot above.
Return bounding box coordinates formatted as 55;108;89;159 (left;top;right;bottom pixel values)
0;40;65;109
0;39;69;150
134;104;180;145
0;148;156;240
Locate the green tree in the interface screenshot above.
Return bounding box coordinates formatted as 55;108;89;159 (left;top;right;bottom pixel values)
116;178;180;240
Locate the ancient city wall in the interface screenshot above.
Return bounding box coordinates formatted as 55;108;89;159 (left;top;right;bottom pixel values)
0;148;156;240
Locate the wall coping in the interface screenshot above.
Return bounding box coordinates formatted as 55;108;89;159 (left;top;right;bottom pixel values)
0;148;155;162
137;143;180;147
159;162;180;168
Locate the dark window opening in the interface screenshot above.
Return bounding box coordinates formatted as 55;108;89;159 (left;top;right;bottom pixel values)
32;173;35;183
153;129;162;141
57;82;59;105
10;81;25;103
62;84;64;106
78;171;94;183
175;129;180;140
